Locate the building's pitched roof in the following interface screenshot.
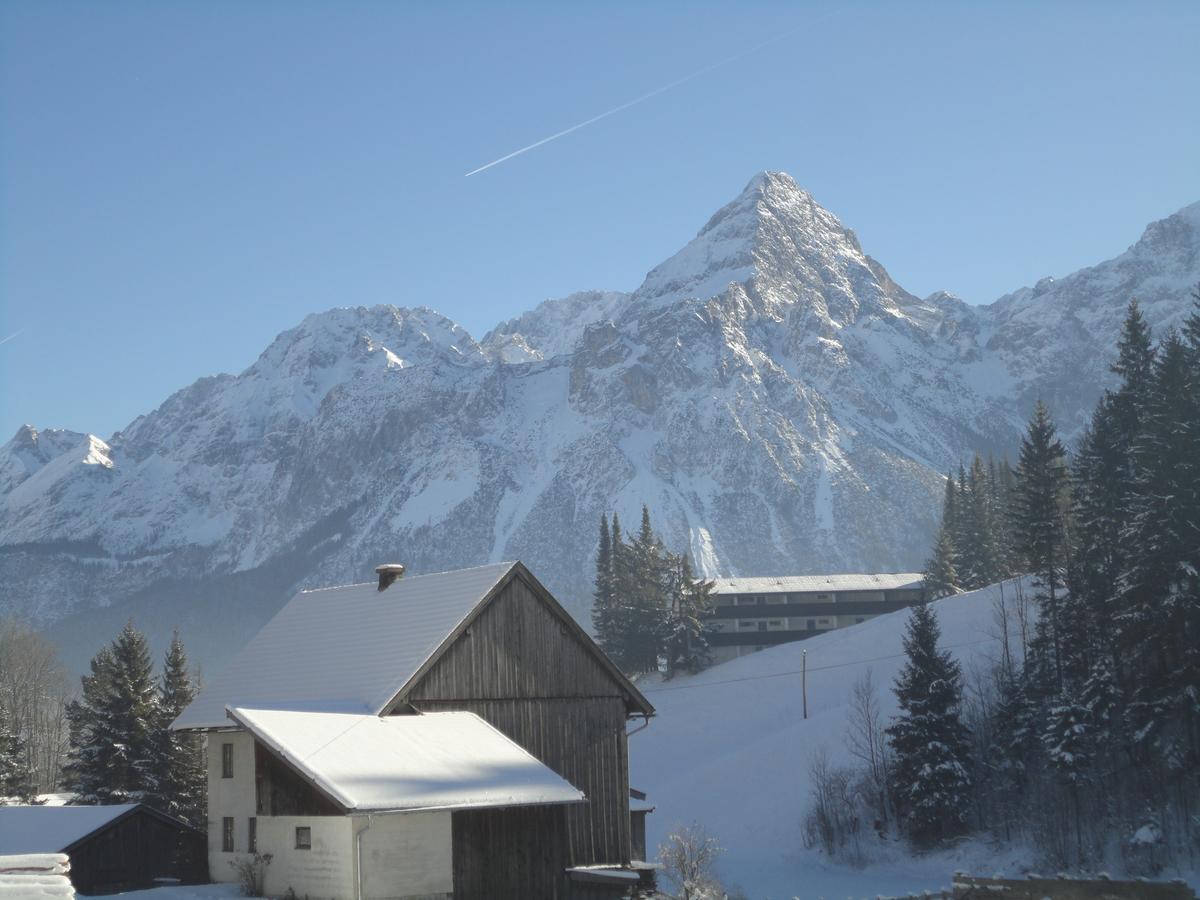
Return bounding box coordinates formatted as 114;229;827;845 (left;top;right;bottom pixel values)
230;707;584;813
174;560;653;730
173;563;517;730
708;573;924;595
0;804;140;854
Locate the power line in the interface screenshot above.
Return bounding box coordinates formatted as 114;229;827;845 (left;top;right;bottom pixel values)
639;635;1010;695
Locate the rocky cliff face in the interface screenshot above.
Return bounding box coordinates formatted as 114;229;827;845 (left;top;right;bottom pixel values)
3;173;1196;670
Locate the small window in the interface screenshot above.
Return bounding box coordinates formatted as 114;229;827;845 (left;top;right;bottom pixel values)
757;621;767;631
248;817;257;853
766;594;785;604
806;618;816;630
295;826;312;850
221;743;234;778
222;817;234;853
716;596;734;607
738;620;754;629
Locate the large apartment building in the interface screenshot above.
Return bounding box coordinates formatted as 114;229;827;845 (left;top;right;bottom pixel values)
703;574;925;665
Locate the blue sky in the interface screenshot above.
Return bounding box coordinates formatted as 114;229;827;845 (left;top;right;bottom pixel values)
2;1;1198;440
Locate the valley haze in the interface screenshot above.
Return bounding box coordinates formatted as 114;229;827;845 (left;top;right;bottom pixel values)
1;172;1197;675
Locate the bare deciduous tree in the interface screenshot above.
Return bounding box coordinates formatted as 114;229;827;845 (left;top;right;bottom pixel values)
0;618;71;793
657;822;724;900
844;668;891;827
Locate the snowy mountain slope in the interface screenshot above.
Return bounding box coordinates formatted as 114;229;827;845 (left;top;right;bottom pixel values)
483;290;630;361
629;580;1197;897
2;173;1197;673
983;200;1200;438
629;581;1017;897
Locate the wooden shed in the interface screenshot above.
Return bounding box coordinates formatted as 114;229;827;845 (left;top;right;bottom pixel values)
174;560;656;900
0;803;207;895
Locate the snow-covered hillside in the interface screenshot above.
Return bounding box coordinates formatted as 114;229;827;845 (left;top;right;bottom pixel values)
629;580;1196;897
2;174;1197;672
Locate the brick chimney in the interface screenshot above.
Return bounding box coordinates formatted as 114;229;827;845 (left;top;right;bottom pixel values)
375;563;406;591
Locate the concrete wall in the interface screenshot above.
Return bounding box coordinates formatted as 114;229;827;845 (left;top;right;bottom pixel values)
358;812;454;900
205;730;256;884
259;815;356;900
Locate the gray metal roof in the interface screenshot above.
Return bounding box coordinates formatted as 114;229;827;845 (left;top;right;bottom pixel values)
0;804;139;854
173;562;516;730
709;573;924;594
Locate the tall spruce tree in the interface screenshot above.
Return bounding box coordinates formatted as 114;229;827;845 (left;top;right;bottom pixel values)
63;623;162;806
662;554;714;678
624;506;669;674
591;514;619;658
156;631;205;826
924;525;960;599
1013;401;1071;691
886;603;973;847
1116;332;1200;760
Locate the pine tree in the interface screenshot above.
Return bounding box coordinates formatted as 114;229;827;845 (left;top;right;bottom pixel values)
625;506;669;674
156;631;205;826
924;525;960;599
986;670;1041;840
1042;694;1092;861
1013;401;1071;691
1071;396;1128;654
662;554;714;678
591;514;619;659
1183;283;1200;357
0;701;35;803
1116;332;1200;760
886;603;973;847
63;623;162;806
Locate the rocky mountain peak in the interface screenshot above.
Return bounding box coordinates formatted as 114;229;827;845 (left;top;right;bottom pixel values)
634;171;904;330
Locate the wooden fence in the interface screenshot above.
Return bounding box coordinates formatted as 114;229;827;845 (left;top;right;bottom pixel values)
785;873;1196;900
952;873;1195;900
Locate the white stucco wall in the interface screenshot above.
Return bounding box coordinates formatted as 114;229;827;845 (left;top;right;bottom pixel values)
259;815;357;900
206;730;256;884
358;811;453;900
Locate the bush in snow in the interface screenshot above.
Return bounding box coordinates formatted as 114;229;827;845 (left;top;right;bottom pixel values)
229;851;273;896
657;822;724;900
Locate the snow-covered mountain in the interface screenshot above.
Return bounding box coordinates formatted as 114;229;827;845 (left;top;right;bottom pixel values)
2;173;1196;671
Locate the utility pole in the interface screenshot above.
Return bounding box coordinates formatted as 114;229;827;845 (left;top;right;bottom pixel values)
802;648;808;720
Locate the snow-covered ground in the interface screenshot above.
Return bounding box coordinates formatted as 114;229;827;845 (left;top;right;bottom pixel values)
105;887;238;899
629;580;1199;898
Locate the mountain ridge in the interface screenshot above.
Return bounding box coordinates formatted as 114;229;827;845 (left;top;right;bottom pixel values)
3;172;1197;672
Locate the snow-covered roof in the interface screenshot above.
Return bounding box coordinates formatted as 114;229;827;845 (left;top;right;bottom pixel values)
230;707;584;813
173;562;517;730
708;573;924;595
0;804;140;854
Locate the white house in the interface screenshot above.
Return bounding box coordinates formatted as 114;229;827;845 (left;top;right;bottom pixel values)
172;561;655;899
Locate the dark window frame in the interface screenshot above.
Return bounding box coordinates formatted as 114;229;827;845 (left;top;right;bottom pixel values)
222;817;235;853
295;826;312;850
221;742;234;779
248;817;257;853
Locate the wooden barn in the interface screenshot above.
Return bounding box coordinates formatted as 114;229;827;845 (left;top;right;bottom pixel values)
172;561;656;899
0;803;207;895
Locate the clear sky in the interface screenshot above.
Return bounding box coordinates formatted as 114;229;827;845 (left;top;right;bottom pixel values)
2;1;1198;440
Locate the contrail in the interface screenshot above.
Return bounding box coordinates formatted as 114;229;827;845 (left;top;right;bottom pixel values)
464;12;841;177
0;328;25;347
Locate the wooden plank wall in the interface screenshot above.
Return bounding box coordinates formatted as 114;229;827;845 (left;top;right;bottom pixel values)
66;812;206;895
451;806;570;900
407;577;634;869
254;741;342;817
